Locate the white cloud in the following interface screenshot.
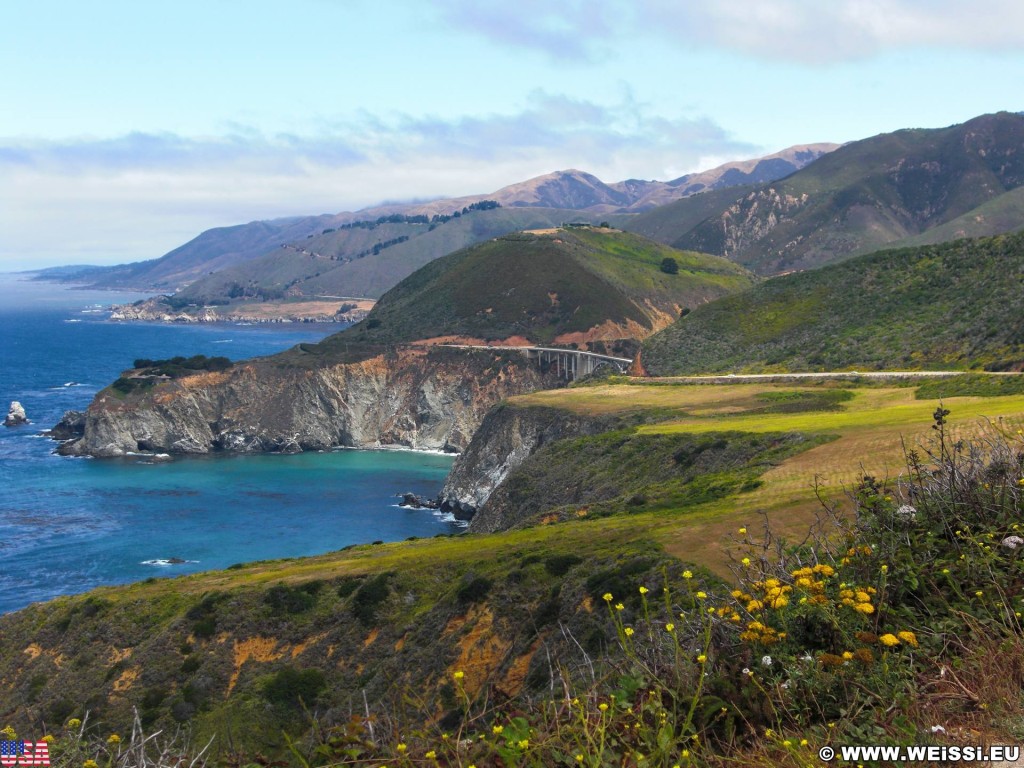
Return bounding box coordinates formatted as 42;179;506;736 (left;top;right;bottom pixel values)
0;95;755;269
432;0;1024;63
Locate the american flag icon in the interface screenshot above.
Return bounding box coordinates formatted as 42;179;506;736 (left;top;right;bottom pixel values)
0;741;50;766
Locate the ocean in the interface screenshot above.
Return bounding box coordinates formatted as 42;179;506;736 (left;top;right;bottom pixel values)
0;275;458;615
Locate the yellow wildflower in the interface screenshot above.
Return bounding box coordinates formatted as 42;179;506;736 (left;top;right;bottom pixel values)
739;527;747;534
741;557;751;566
107;735;121;745
639;585;649;594
615;603;625;611
666;623;675;632
603;592;613;602
696;591;707;599
697;654;707;663
492;725;503;734
853;602;874;614
517;740;529;749
624;627;635;636
396;743;407;753
842;651;854;660
599;703;608;712
682;570;693;579
453;670;464;681
897;631;918;646
879;633;900;647
425;750;437;760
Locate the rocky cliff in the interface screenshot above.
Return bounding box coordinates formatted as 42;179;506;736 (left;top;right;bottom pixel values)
58;346;560;457
439;404;614;530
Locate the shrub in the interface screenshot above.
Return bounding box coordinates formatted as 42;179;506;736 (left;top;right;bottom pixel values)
456;575;493;604
262;666;326;708
543;553;583;576
351;573;393;625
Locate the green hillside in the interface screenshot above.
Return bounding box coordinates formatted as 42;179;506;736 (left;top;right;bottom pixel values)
627;112;1024;275
311;228;752;352
885;185;1024;249
641;232;1024;374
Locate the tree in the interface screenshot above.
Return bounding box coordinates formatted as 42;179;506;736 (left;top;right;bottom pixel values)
660;257;679;275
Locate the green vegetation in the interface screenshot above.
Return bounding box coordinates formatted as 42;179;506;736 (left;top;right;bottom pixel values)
328;228;751;347
131;355;232;376
642;232;1024;374
915;373;1024;399
486;428;830;529
628;112;1024;275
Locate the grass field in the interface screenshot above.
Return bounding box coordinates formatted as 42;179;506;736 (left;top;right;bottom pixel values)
512;380;1024;571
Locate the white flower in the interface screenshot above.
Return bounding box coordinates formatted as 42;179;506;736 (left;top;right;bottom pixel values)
780;680;790;689
896;504;917;521
1001;535;1024;550
930;725;946;734
801;653;813;662
761;655;773;667
742;667;752;676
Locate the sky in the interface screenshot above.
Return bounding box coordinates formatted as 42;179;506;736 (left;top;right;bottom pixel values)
2;0;1023;270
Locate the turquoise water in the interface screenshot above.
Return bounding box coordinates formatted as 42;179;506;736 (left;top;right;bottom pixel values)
0;275;457;614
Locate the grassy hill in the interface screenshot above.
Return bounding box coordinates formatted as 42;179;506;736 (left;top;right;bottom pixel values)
627;112;1024;274
640;232;1024;375
303;228;752;355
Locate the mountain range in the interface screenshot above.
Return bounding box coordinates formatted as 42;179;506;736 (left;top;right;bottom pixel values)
36;144;834;295
627;111;1024;274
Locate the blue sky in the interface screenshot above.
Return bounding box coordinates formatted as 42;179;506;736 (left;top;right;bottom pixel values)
2;0;1022;269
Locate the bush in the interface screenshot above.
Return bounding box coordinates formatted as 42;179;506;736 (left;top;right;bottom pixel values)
456;575;493;604
351;573;393;625
543;553;583;576
660;257;679;274
262;666;326;708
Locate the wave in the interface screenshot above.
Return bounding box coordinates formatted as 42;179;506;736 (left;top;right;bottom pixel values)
140;558;199;566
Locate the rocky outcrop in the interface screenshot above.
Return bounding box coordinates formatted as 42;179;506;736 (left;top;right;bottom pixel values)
48;410;86;440
4;401;28;427
57;347;560;458
439;404;614;531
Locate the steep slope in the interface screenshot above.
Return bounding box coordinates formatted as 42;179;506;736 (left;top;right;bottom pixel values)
628;112;1024;274
640;232;1024;374
328;227;754;349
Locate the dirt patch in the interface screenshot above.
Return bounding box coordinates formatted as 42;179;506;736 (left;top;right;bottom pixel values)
291;632;327;658
112;667;139;693
107;647;133;665
450;608;511;697
498;639;543;697
23;644;41;660
362;629;379;649
181;371;231;389
228;637;284;694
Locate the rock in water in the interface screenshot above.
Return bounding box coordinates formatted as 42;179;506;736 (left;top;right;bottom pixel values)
4;401;28;427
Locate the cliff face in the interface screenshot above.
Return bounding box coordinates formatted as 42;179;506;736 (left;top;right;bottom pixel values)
59;347;559;457
439;404;613;530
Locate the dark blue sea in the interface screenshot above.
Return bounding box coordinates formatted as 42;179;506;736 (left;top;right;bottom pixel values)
0;275;457;615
